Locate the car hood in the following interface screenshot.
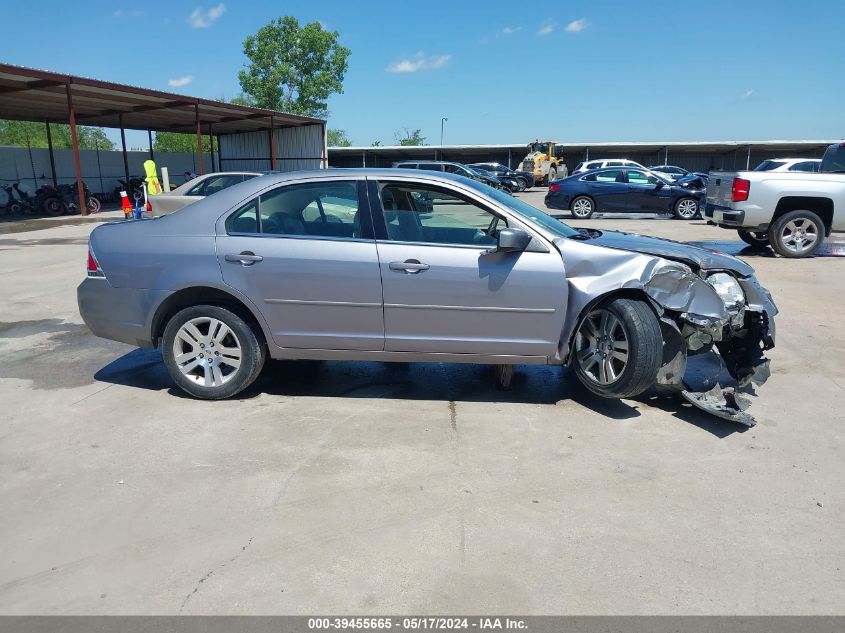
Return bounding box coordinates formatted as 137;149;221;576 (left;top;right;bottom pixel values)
585;230;754;276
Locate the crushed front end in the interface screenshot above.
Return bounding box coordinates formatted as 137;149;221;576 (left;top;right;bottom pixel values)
644;265;777;426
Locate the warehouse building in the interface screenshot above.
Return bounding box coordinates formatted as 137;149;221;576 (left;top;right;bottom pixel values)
328;140;837;174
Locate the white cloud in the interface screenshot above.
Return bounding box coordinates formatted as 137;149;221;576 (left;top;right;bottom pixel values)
168;76;194;88
537;23;555;36
565;18;589;33
502;26;522;35
386;52;452;73
741;89;755;100
189;3;225;28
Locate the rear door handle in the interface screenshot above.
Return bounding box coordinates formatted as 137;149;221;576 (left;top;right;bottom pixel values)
389;259;430;273
225;251;263;266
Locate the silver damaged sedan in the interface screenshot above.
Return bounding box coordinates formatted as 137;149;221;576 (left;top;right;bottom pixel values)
78;169;777;425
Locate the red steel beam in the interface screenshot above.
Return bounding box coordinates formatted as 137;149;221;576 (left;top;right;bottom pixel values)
195;104;204;175
65;84;87;216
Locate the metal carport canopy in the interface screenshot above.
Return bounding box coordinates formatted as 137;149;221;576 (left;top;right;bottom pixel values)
0;63;322;133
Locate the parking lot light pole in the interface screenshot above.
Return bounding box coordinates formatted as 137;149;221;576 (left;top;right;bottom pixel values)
440;117;448;147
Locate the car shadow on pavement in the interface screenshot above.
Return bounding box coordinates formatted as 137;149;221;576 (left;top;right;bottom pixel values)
94;351;748;436
689;239;845;258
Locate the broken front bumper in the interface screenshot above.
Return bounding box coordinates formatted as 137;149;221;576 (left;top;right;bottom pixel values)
653;274;777;426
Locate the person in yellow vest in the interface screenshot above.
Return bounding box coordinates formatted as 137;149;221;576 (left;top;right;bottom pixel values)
143;160;162;196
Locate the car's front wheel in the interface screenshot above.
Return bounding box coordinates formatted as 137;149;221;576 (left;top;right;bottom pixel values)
673;197;699;220
737;229;770;248
570;196;595;219
571;298;662;399
162;305;266;399
768;209;825;258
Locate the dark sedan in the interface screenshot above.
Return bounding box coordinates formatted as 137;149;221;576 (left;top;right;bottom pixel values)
545;167;705;220
469;162;536;189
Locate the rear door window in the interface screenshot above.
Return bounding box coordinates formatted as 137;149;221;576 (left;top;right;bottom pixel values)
821;145;845;172
593;169;625;183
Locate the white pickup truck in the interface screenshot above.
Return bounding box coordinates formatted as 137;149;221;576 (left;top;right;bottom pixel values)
705;142;845;257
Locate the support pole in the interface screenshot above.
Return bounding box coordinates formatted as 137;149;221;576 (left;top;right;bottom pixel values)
65;84;87;216
746;146;751;170
321;123;328;169
209;125;216;172
508;148;512;169
217;134;222;170
147;129;154;160
45;121;57;187
195;104;204;175
665;146;669;164
119;113;130;185
269;115;276;170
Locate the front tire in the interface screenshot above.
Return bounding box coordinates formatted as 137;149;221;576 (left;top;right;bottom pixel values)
162;305;266;399
571;298;662;399
737;229;769;248
570;195;595;219
546;167;557;185
43;196;64;216
768;210;824;258
673;197;699;220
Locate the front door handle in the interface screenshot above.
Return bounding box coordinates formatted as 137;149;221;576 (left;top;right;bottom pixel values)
225;251;263;266
389;259;430;273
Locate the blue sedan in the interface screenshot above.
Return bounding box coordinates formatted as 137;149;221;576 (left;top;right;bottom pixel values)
545;167;705;220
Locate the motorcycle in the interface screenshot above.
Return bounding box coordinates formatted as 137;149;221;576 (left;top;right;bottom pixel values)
1;183;35;215
57;182;101;215
114;177;145;203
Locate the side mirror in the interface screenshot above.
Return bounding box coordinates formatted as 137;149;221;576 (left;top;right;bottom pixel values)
496;228;532;253
654;181;665;189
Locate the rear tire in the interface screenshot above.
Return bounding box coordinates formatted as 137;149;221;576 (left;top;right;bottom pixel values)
570;195;595;219
768;209;824;258
162;304;266;399
571;298;662;399
546;167;557;185
737;229;770;248
43;196;64;216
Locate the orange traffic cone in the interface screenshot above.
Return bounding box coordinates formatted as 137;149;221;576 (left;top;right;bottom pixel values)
119;190;132;219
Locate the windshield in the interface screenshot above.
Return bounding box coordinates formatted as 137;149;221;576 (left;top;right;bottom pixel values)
483;185;579;238
821;145;845;172
754;160;787;171
530;143;550;154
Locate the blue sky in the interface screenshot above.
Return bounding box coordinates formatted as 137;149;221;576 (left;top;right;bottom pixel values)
2;0;843;147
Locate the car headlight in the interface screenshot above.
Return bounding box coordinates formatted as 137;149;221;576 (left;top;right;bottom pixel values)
707;272;745;310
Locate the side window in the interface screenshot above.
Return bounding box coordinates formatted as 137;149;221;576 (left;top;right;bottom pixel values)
202;175;243;196
226;181;362;239
185;178;209;196
417;163;443;171
606;161;624;167
626;170;658;185
259;181;360;238
378;183;507;247
586;161;601;170
226;198;259;234
594;169;625;183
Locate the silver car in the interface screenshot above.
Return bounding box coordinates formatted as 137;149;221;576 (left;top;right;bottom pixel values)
150;171;261;214
78;169;777;424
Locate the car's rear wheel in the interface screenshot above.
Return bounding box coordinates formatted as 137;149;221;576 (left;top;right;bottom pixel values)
768;210;825;258
673;197;699;220
162;305;266;399
516;177;528;190
570;196;595;219
737;229;770;248
571;298;662;399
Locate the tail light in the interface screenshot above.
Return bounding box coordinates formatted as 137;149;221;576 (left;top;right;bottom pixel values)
549;183;561;192
731;178;750;202
87;247;105;278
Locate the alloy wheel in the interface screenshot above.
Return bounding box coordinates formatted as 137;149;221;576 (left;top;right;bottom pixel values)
575;308;630;385
676;199;698;219
572;198;593;218
780;218;818;255
172;316;243;387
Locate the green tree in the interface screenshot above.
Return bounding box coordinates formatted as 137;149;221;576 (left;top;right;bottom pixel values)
238;16;351;117
153;131;211;153
394;128;426;146
327;129;351;147
0;119;115;150
371;140;382;147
